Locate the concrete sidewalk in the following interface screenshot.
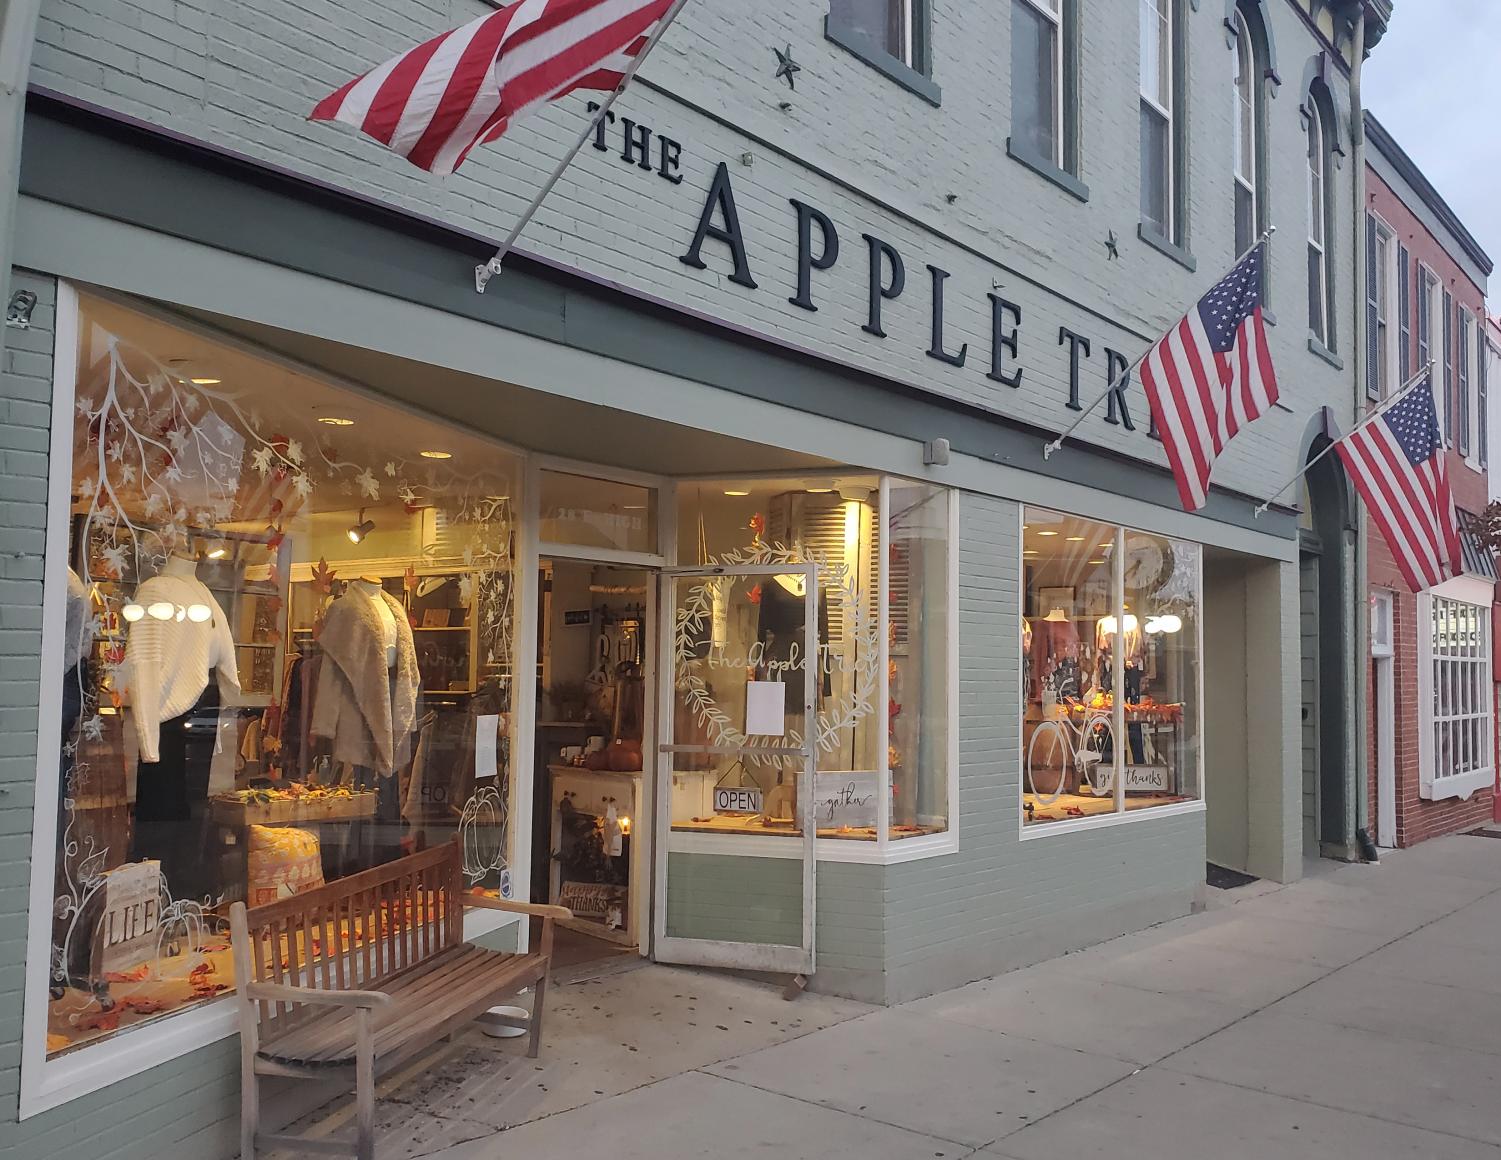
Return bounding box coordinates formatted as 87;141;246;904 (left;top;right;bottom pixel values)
278;833;1501;1159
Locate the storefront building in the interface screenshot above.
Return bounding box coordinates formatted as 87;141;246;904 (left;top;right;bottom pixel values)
1362;113;1496;848
0;0;1387;1156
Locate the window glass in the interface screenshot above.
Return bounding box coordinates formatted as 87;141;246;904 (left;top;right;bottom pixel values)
1232;15;1256;255
1022;510;1201;827
1123;530;1201;805
1140;104;1171;236
1012;0;1060;164
888;482;949;838
1307;105;1329;344
1022;512;1115;826
49;295;520;1058
672;479;883;840
1139;0;1172;238
1430;597;1492;784
1374;225;1391;396
538;470;657;555
830;0;914;66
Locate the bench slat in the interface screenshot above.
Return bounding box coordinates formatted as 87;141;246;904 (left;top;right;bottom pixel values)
258;945;538;1067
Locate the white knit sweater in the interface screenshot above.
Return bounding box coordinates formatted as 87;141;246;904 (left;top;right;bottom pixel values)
125;557;241;763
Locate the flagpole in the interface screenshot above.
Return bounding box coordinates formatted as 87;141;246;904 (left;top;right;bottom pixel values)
1252;360;1435;517
475;0;692;294
1041;226;1275;460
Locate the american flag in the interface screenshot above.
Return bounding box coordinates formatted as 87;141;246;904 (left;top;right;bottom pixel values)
310;0;675;176
1140;241;1279;511
1335;378;1461;592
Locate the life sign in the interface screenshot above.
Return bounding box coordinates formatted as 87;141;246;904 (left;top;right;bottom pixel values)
713;787;763;815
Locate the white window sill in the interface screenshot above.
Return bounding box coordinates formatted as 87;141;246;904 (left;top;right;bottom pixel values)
664;831;957;863
1421;766;1493;802
1017;798;1206;841
20;907;524;1119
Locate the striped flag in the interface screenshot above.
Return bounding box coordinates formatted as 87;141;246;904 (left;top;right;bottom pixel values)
310;0;675;176
1140;241;1279;511
1335;378;1461;592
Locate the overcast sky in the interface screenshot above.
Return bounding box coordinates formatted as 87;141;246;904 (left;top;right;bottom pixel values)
1364;1;1500;299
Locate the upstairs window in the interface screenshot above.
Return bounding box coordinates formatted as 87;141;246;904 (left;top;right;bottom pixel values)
1012;0;1063;166
1231;10;1260;254
1306;92;1334;348
829;0;923;70
1139;0;1175;239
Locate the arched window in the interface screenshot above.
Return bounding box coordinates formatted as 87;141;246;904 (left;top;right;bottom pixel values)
1231;6;1261;254
1306;88;1333;346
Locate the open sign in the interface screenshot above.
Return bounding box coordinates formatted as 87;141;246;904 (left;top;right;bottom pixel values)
713;787;763;814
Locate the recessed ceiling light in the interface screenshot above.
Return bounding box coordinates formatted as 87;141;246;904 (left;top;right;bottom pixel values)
190;377;221;385
1088;559;1105;565
1100;542;1113;549
723;489;750;497
420;450;452;460
806;487;834;493
318;416;355;427
1066;536;1085;542
1037;530;1059;537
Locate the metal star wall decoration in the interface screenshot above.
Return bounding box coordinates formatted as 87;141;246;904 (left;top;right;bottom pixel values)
1104;230;1120;260
773;45;801;90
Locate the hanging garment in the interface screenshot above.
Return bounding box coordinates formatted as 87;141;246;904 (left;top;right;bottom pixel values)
311;585;419;775
133;682;221;901
124;556;240;763
65;567;96;673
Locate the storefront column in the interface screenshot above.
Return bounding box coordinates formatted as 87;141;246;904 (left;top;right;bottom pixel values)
1245;558;1304;883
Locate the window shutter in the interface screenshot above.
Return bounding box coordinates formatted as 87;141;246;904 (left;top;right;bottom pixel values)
1397;243;1411;379
1417;271;1431;371
1443;289;1454;445
1480;335;1490;468
1365;215;1380;401
1459;313;1471;457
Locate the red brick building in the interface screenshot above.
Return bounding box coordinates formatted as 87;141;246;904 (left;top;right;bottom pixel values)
1363;114;1495;848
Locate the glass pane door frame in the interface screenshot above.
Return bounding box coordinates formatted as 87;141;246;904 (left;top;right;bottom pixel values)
652;563;818;975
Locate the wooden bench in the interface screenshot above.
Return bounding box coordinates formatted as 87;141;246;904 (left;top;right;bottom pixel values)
229;842;570;1159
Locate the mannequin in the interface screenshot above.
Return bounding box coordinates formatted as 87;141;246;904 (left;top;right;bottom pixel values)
126;554;240;900
352;577;398;669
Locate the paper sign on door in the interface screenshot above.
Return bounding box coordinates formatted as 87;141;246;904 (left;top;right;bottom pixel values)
745;680;787;736
475;714;499;779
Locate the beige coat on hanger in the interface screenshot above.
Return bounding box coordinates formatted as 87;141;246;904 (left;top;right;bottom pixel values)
311;586;420;775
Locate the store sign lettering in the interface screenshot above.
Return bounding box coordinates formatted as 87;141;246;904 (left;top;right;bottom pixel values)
813;772;878;828
589;114;1151;435
97;861;161;975
704;641;807;675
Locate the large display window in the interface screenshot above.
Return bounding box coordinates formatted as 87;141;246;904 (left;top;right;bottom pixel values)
670;476;954;845
1021;508;1201;829
43;294;520;1057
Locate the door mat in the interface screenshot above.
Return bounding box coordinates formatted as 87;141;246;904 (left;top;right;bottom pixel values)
1206;863;1259;890
1466;827;1501;839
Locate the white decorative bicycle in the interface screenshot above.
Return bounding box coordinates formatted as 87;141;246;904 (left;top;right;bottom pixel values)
1025;708;1116;804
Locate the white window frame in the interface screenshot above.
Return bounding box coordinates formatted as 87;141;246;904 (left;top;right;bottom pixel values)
1417;578;1495;802
1231;8;1258;254
21;283;537;1115
1017;509;1207;841
1307;103;1330;346
1371;214;1396;398
666;477;961;866
1139;0;1175;240
1016;0;1065;167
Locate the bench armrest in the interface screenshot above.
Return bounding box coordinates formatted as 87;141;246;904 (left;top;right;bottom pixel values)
464;895;573;921
245;981;392;1010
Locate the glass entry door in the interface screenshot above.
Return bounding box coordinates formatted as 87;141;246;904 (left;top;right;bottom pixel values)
653;564;818;975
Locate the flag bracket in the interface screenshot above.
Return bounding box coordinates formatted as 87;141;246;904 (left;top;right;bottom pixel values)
474;0;692;295
1042;226;1275;462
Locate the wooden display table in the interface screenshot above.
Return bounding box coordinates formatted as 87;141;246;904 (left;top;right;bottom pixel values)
210;790;378;827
